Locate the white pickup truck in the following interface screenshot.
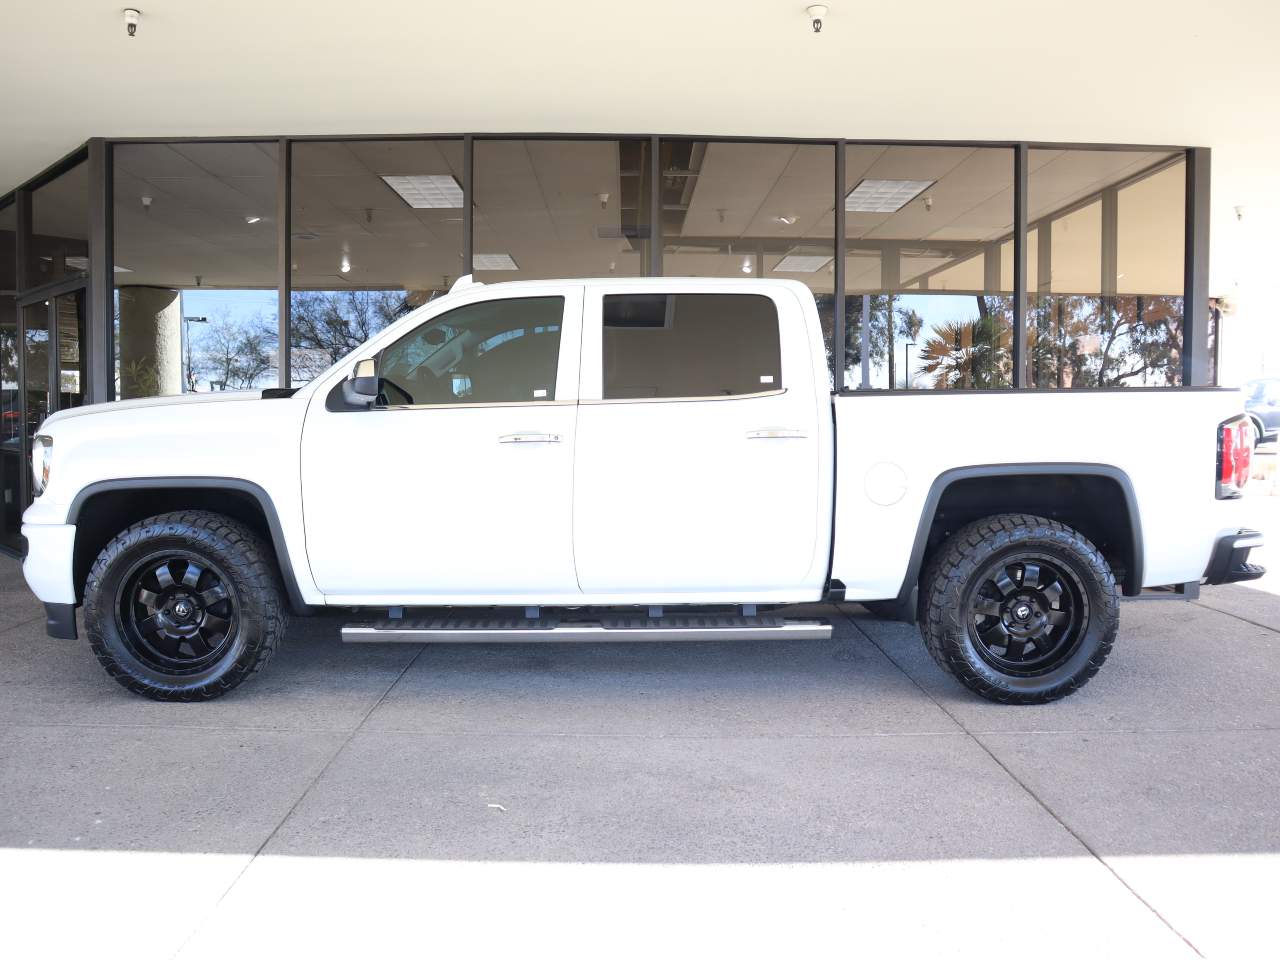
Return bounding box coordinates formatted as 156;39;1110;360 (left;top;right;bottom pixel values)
20;277;1265;704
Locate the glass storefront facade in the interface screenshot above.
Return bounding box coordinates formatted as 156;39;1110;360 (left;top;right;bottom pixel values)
0;134;1212;553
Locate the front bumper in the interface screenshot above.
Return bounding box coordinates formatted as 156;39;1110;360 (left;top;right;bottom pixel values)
21;520;77;604
1203;529;1266;585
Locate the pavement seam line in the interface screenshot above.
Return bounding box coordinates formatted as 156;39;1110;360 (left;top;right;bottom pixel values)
836;605;1206;959
168;641;429;960
1190;599;1280;636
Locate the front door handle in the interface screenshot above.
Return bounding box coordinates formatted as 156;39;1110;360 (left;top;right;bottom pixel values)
746;428;806;439
499;433;562;444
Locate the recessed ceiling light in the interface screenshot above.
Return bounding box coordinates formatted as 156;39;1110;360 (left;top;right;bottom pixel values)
775;252;833;273
63;256;131;273
845;179;935;213
473;253;519;271
381;174;464;209
244;215;262;224
775;215;797;226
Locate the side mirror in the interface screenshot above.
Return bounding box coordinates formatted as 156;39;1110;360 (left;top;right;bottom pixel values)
342;358;380;407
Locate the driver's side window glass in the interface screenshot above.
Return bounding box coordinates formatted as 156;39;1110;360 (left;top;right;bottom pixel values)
378;296;564;405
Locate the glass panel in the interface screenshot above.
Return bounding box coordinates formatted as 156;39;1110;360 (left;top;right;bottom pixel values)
290;139;464;386
55;290;87;409
378;296;563;405
28;162;89;288
114;142;280;397
1027;150;1185;388
23;301;49;480
844;145;1015;390
602;294;781;400
0;295;19;549
659;141;835;380
473;139;652;283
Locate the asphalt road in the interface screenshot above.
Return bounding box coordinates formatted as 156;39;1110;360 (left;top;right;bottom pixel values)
1;546;1278;959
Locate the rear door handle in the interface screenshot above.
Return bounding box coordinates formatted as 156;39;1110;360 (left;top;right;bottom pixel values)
499;433;562;444
746;428;806;439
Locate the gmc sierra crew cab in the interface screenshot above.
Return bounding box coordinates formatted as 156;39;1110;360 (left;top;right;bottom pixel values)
20;276;1267;704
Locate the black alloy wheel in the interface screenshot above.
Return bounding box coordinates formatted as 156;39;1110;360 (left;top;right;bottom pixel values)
967;554;1085;676
119;553;240;673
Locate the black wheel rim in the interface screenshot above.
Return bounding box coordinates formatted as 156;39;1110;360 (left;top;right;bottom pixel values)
117;552;239;673
966;553;1086;677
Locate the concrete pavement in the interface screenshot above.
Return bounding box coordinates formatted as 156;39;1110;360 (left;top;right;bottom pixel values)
1;554;1278;958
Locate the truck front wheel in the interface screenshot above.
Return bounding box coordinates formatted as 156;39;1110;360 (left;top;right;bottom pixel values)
83;511;287;701
919;513;1118;704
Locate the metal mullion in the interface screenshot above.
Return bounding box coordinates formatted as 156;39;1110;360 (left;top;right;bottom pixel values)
1013;143;1028;388
277;138;290;388
47;296;60;415
14;190;29;508
87;138;113;403
649;136;662;276
833;142;845;393
1183;147;1211;386
462;136;474;276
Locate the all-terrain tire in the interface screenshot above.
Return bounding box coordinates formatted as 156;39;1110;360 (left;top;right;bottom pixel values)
83;510;287;701
919;513;1118;704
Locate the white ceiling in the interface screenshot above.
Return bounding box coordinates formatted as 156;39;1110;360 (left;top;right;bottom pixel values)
1;0;1278;306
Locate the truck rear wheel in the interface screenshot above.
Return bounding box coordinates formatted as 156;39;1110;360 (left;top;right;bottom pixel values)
83;511;287;701
919;513;1118;704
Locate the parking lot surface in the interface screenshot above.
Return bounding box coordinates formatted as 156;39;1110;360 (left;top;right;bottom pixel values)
2;514;1278;958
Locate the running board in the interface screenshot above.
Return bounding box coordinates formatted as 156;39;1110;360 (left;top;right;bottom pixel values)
341;614;832;644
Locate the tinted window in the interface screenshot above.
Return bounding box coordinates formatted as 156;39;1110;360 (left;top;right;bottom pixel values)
602;293;781;400
378;296;563;405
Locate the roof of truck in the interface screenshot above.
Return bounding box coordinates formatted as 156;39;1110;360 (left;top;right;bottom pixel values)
448;274;814;295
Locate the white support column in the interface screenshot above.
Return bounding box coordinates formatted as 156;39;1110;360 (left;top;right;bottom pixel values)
117;286;182;398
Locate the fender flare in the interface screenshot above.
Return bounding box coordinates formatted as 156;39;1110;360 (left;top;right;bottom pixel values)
66;477;311;614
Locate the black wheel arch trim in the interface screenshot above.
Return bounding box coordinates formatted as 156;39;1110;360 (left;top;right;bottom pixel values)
891;463;1144;616
66;477;312;615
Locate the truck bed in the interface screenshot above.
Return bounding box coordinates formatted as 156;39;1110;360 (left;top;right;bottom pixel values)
831;387;1256;601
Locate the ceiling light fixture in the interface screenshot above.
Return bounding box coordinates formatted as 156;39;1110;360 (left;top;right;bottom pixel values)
381;174;464;209
124;8;140;37
806;4;827;32
741;258;753;274
244;215;261;224
776;251;834;273
845;179;935;214
340;255;351;273
775;216;798;226
473;253;519;271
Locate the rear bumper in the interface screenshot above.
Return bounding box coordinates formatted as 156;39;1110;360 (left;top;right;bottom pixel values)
1203;529;1266;585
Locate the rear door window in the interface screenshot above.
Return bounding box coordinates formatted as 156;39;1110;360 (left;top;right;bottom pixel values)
601;293;781;400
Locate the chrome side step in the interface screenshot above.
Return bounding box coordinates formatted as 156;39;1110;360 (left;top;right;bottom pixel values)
341;614;832;644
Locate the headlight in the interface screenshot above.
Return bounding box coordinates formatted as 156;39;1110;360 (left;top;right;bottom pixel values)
31;435;52;497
